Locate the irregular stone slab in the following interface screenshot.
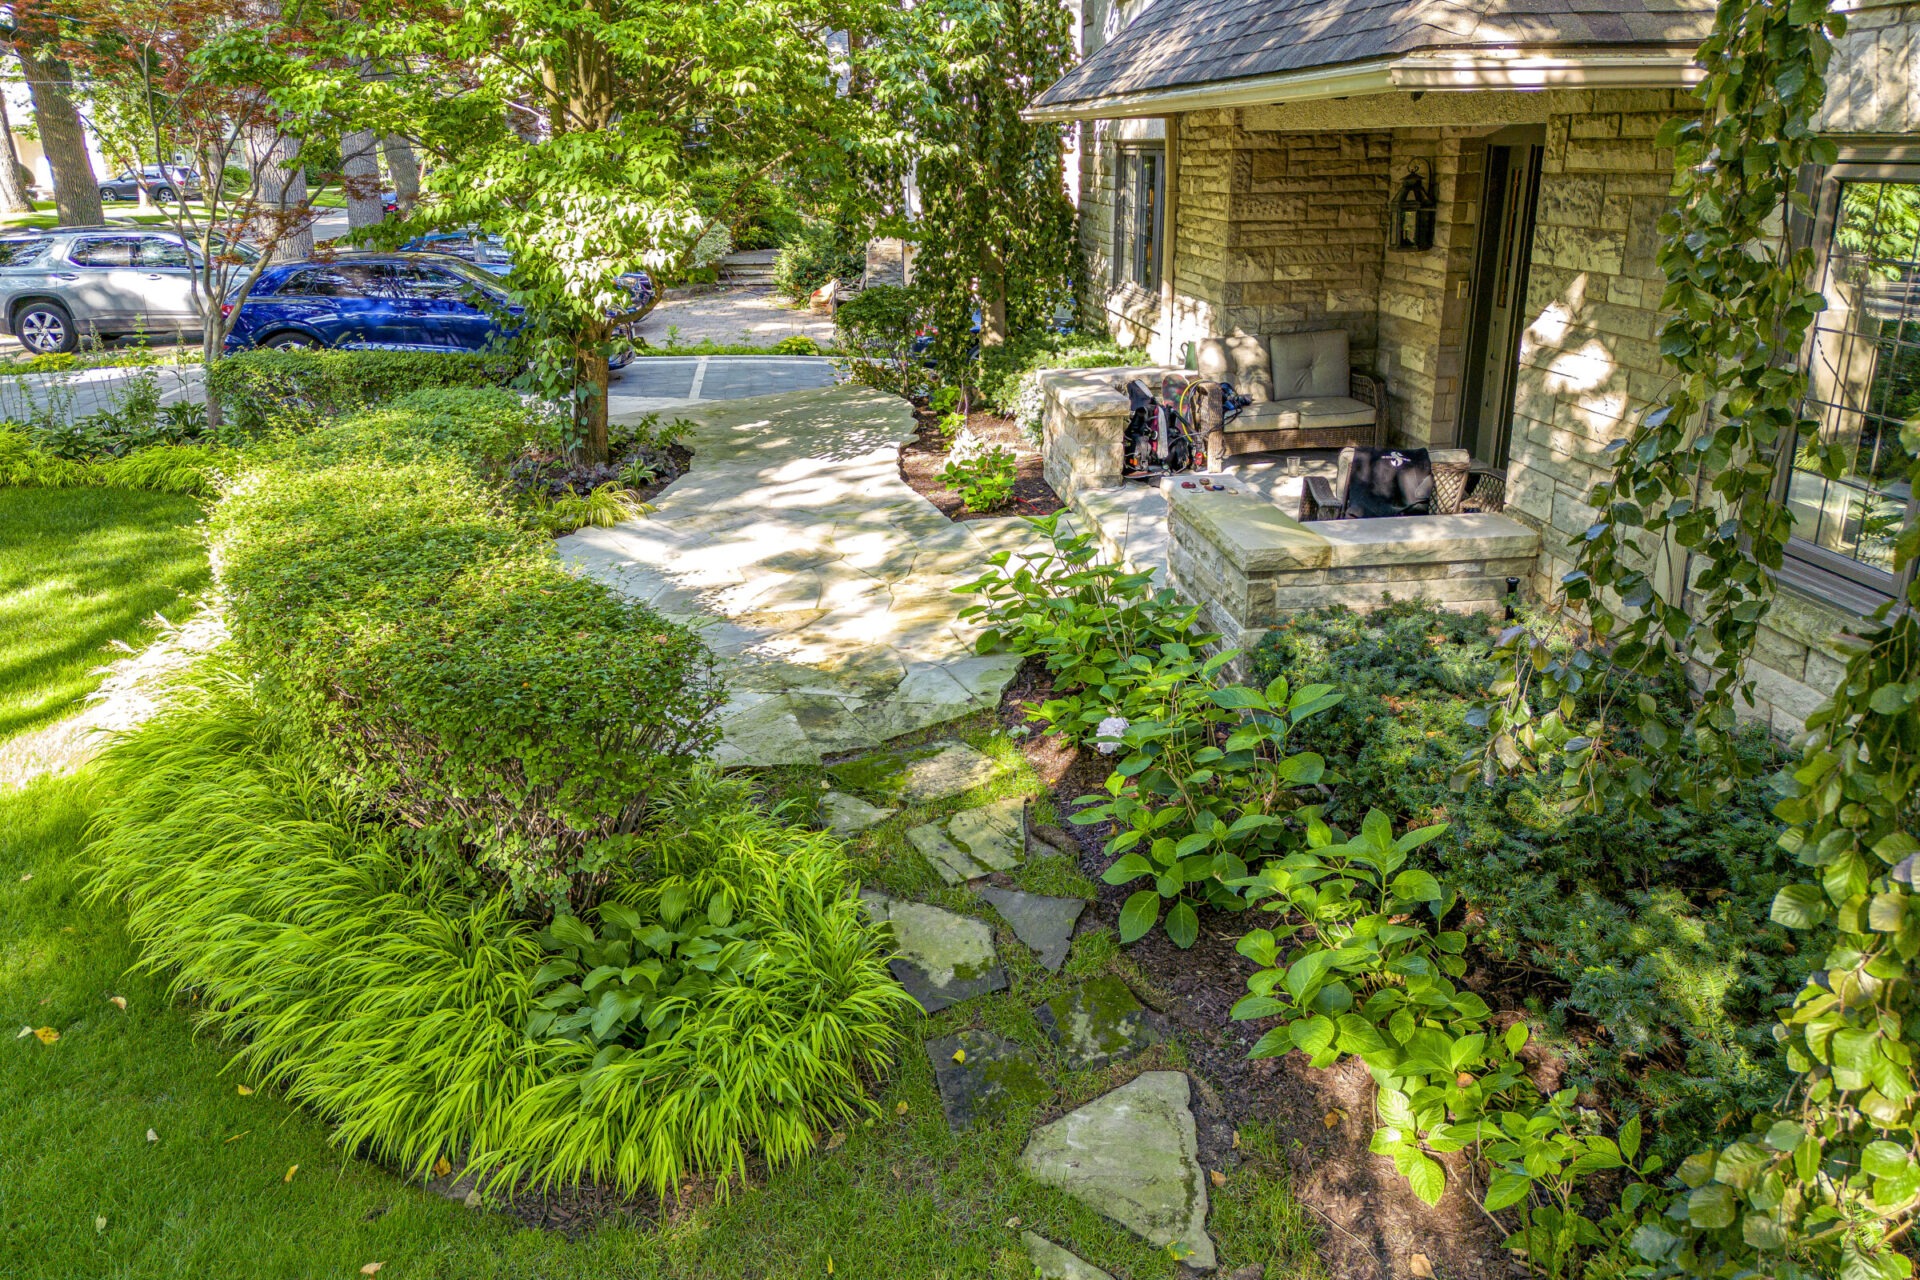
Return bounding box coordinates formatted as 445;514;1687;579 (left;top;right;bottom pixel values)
1022;1232;1114;1280
924;1029;1050;1131
1019;1071;1215;1271
876;897;1006;1014
1036;975;1164;1070
907;797;1026;884
828;739;1003;805
820;790;895;836
980;886;1085;972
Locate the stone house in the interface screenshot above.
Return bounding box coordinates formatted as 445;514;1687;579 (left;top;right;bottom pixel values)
1024;0;1920;733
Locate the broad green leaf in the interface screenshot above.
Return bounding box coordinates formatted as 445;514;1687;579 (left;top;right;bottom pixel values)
1687;1183;1737;1229
1401;1151;1446;1206
1770;882;1829;929
1102;853;1155;884
1165;901;1200;949
1118;890;1160;944
1484;1171;1531;1212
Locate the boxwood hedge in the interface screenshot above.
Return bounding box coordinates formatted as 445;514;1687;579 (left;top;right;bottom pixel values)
212;394;723;903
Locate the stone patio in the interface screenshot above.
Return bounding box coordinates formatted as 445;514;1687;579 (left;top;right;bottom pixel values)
560;385;1033;766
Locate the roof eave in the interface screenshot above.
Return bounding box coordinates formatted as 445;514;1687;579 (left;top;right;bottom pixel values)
1022;49;1704;122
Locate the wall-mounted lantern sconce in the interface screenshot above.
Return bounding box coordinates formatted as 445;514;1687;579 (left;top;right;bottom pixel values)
1391;159;1437;252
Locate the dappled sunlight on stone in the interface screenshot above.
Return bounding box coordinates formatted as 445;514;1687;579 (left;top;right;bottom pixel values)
559;384;1024;766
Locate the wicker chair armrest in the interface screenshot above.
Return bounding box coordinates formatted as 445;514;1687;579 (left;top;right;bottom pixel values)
1300;474;1344;522
1348;371;1387;446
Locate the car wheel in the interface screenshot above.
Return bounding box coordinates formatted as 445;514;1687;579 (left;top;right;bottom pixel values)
263;331;321;351
16;301;76;355
153;186;175;203
98;187;116;204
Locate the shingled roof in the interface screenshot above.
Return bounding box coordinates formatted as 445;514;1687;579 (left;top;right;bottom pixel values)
1031;0;1715;114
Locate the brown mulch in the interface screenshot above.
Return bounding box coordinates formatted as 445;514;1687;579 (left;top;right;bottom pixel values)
997;658;1516;1280
898;406;1065;523
628;442;694;505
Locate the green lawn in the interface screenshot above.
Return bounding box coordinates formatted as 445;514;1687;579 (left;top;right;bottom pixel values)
0;487;210;741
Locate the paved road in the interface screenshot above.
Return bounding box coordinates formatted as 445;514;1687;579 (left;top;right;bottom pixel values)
0;363;204;421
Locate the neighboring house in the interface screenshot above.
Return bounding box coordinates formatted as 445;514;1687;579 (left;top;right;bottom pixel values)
1025;0;1920;734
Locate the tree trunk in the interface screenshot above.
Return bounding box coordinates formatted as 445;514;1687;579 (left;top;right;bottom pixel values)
0;90;33;213
341;128;385;229
251;131;313;262
381;135;420;214
980;265;1008;348
577;342;610;464
16;47;101;226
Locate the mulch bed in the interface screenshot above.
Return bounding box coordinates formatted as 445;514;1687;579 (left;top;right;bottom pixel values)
997;658;1516;1280
898;406;1065;523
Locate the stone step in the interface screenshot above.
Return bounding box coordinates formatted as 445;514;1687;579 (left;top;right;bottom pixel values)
860;890;1006;1013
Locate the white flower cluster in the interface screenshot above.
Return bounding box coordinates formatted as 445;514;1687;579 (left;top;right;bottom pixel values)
1095;714;1129;755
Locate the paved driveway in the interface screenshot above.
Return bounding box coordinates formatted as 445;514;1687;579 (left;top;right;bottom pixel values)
608;355;838;417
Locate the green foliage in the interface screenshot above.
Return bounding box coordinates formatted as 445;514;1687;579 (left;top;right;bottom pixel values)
772;334;822;355
85;681;911;1199
973;330;1141;431
257;386;560;474
937;444;1015;512
961;514;1341;947
205;349;513;438
529;481;656;534
212;398;724;904
832;284;930;397
866;0;1077;378
928;385;962;415
772;218;866;300
1251;604;1805;1145
531;899;758;1047
0;424;231;497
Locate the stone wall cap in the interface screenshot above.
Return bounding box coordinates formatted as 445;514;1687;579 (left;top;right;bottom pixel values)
1316;513;1542;567
1168;485;1332;571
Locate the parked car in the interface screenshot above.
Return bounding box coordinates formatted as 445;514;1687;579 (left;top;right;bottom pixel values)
98;166;202;204
222;251;639;366
0;226;254;353
395;231;657;309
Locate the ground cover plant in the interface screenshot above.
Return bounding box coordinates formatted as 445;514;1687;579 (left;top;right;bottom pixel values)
205;349;514;438
214;392;723;905
0;485;209;740
1249;604;1803;1151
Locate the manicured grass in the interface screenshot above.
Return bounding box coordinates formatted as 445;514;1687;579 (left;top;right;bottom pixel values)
4;761;1324;1278
0;487;209;741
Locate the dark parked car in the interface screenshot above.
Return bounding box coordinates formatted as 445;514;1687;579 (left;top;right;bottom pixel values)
223;252;638;365
396;231;656;309
98;166;202;204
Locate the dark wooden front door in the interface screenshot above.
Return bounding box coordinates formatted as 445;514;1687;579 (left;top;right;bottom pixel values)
1458;141;1544;468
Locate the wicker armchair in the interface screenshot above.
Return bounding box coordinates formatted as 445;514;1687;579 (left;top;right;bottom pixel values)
1186;332;1386;472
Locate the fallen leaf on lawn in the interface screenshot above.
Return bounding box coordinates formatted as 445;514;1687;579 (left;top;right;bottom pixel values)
824;1130;846;1150
890;1164;901;1180
827;1258;834;1276
1004;1216;1021;1229
895;1101;909;1115
236;1084;254;1096
95;1216;107;1232
224;1130;249;1143
146;1129;158;1143
18;872;29;881
1323;1108;1347;1129
1231;1128;1242;1149
15;1026;30;1039
360;1264;384;1276
108;996;127;1010
32;1026;58;1045
951;1047;966;1064
434;1156;452;1177
1209;1169;1227;1187
463;1189;482;1209
284;1164;298;1183
1410;1252;1435;1278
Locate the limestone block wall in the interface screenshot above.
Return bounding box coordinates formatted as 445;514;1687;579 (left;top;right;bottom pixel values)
1819;0;1920;134
1375;132;1483;446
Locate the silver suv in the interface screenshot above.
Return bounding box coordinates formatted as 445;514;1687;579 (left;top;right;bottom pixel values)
0;227;252;354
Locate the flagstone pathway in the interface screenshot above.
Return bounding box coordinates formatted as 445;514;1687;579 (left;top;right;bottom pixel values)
830;742;1217;1271
559;384;1034;767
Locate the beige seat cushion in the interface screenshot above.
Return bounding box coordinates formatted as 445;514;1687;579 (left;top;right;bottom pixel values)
1225;395;1375;433
1194;336;1274;403
1270;331;1349;399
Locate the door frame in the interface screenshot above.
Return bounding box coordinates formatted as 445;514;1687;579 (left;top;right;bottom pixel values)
1457;127;1546;467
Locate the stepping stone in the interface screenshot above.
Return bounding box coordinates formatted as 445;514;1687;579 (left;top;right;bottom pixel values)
1023;1231;1113;1280
907;796;1026;884
820;790;895;836
924;1029;1050;1131
1019;1071;1216;1271
980;885;1085;971
827;739;1001;804
1036;976;1164;1070
863;893;1007;1013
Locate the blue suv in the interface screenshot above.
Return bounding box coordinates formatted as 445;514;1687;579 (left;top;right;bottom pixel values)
223;252;642;362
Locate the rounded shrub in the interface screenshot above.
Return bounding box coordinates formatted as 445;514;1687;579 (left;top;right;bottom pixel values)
207;348;515;437
87;677;911;1198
